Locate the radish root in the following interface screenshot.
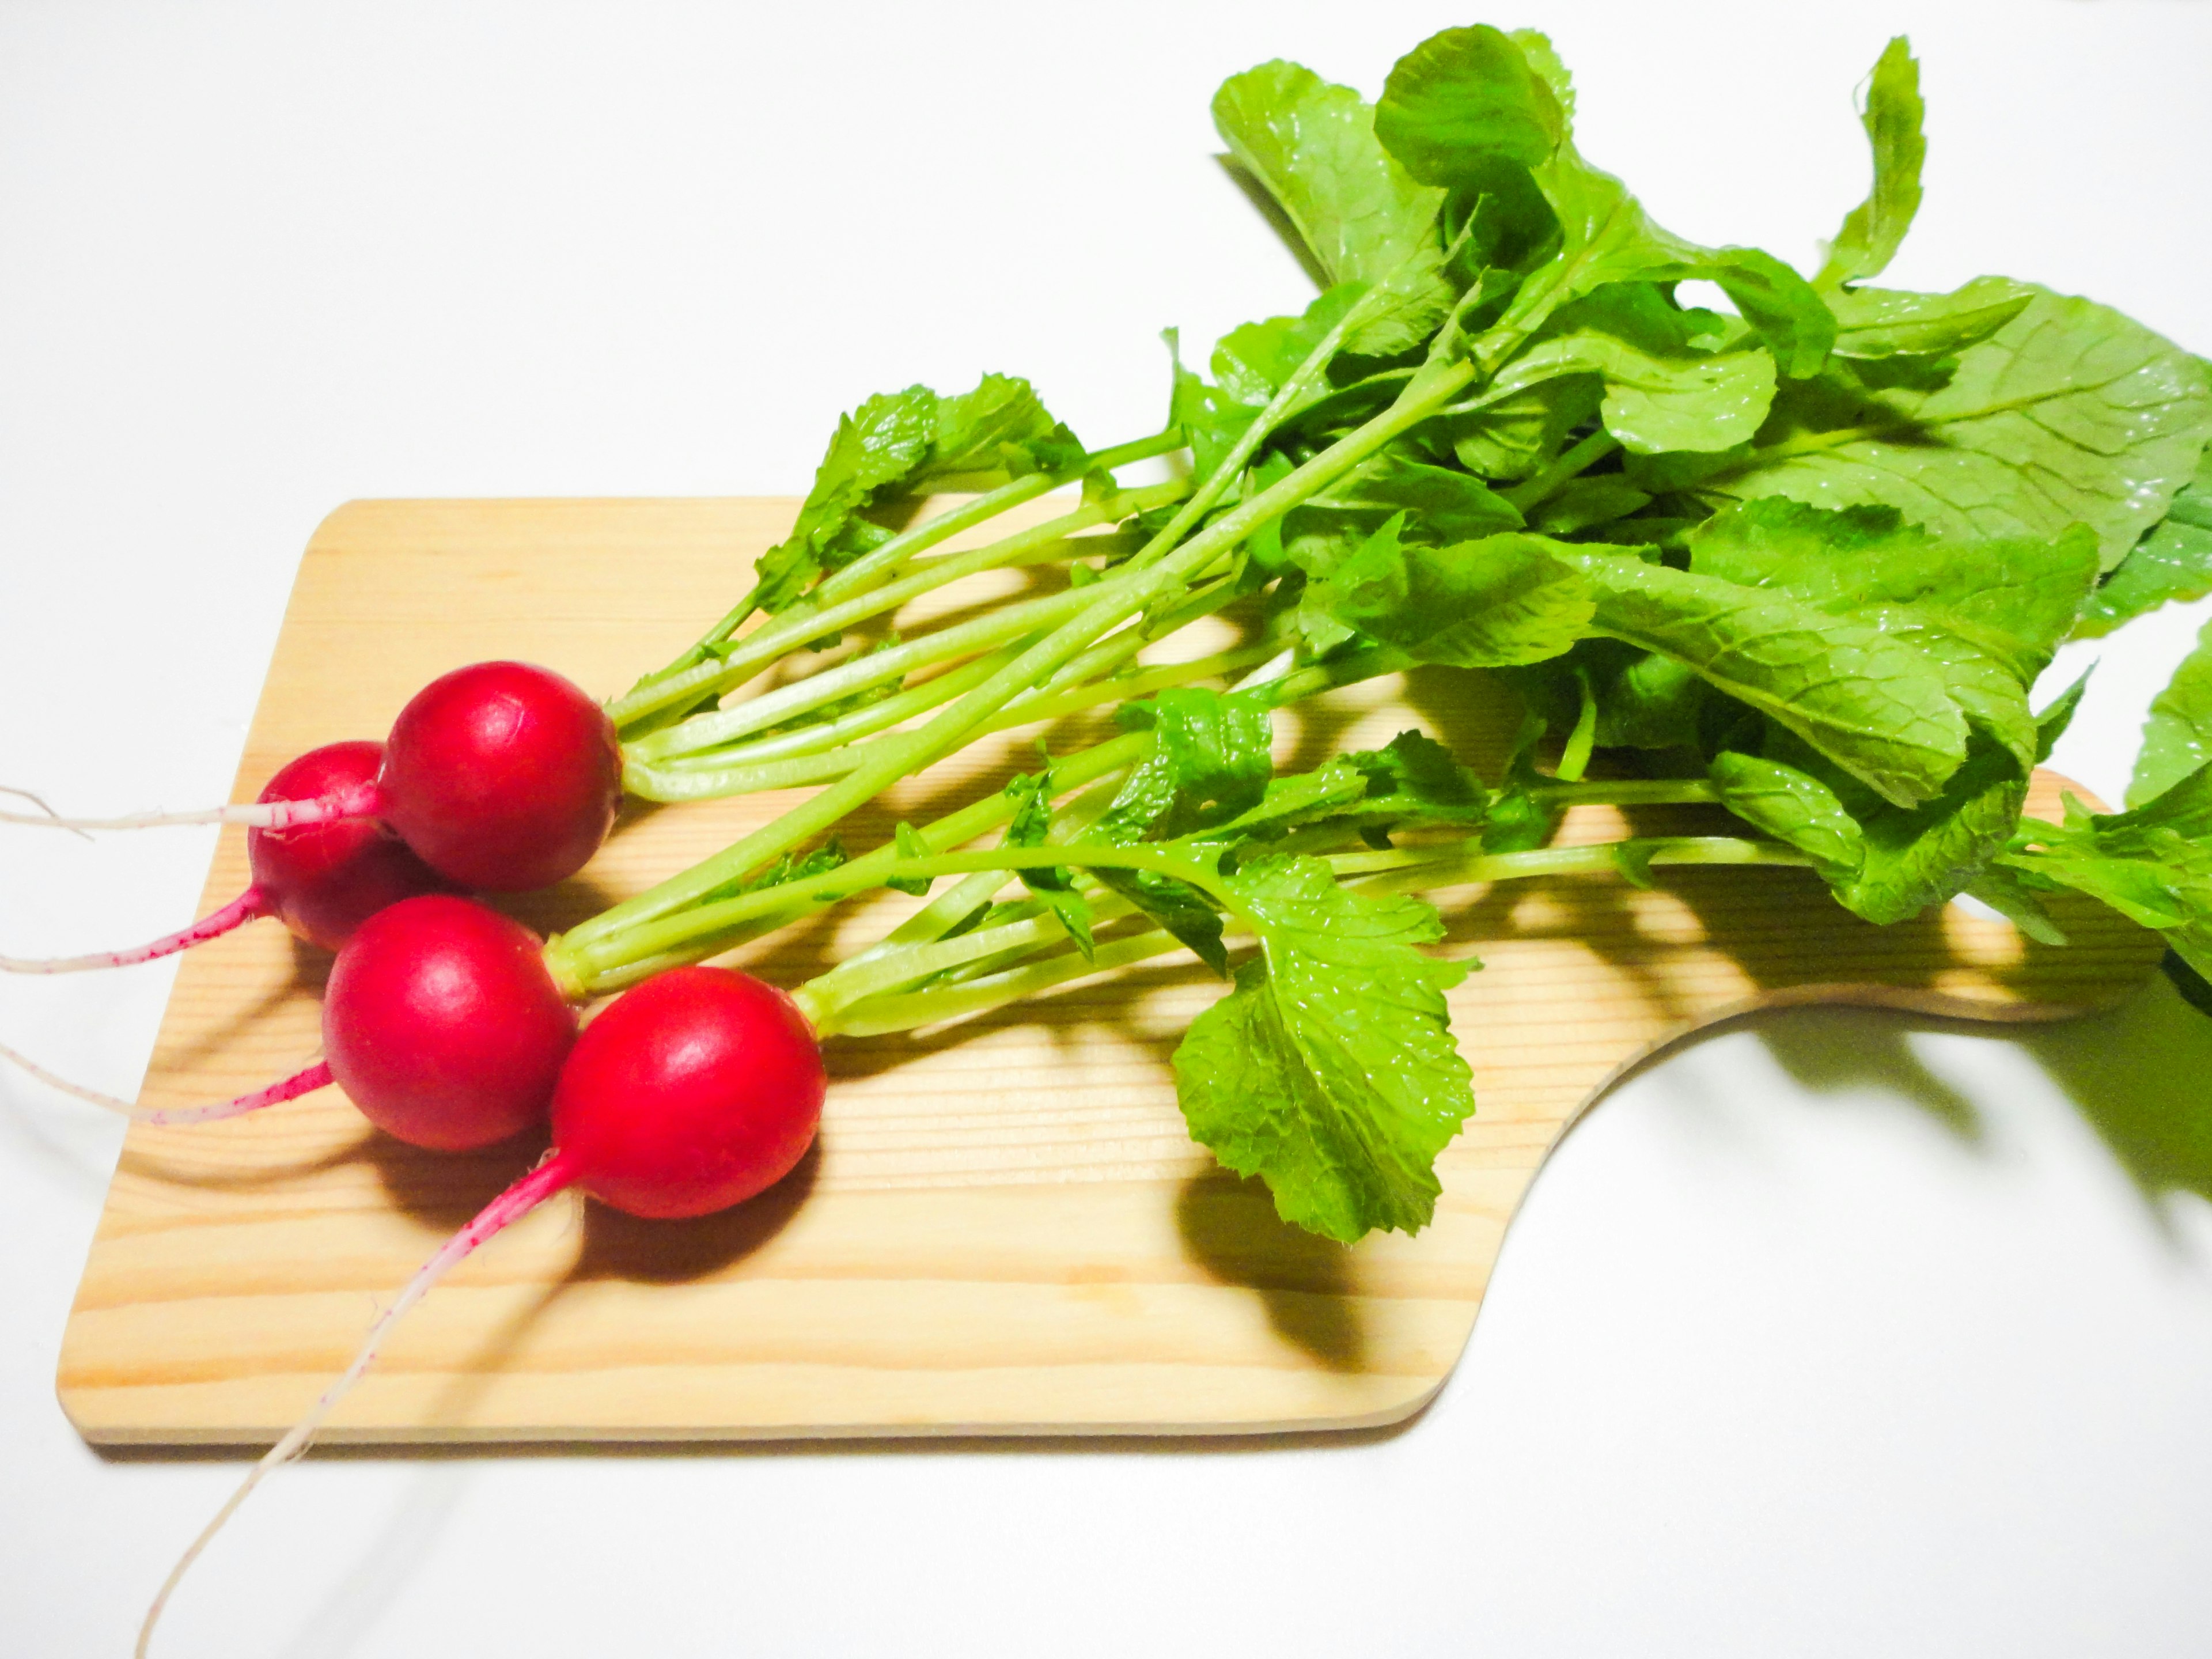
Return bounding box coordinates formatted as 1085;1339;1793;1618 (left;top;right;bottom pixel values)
1;888;269;975
0;1044;332;1124
135;1153;578;1658
0;785;93;840
0;780;380;834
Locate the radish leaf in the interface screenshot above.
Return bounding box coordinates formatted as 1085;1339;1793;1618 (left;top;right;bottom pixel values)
1211;60;1451;356
1815;37;1925;290
1173;854;1474;1241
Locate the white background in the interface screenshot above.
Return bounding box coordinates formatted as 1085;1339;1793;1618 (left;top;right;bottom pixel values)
6;3;2212;1654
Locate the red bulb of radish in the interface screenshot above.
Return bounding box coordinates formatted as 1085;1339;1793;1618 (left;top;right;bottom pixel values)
247;741;452;952
379;660;622;892
551;965;824;1219
323;895;577;1151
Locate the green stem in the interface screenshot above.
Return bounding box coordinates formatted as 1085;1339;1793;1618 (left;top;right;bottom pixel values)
1501;430;1623;514
1532;778;1719;808
548;731;1154;992
813;429;1184;609
820;923;1182;1037
559;353;1482;961
643;645;1025;775
622;478;1187;755
609;429;1185;733
822;834;1814;1036
1332;834;1812;887
626;584;1098;765
612;476;1057;732
624;618;1289;806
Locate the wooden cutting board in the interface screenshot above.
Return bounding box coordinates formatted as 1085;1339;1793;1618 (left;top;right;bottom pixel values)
55;497;2165;1445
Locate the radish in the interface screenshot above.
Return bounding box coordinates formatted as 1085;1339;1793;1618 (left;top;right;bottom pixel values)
5;895;577;1145
137;963;823;1655
323;894;579;1151
1;740;450;974
0;659;623;893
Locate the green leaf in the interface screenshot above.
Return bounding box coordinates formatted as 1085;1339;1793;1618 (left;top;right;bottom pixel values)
753;387;938;611
1686;499;2096;677
1093;866;1228;976
1798;685;2074;926
1502;639;1710;755
1527;476;1654;536
1815;37;1925;289
1683;497;2099;768
1342;730;1494;829
1211;285;1371;411
1210;757;1375;842
927;373;1084;479
753;375;1084;613
1000;773;1096;957
1376;26;1833;376
1291;448;1524;546
1560;545;1968;806
1707;750;1864;877
1706;289;2212;569
1448;373;1602;480
1316;522;1594;668
1829;729;2028;923
2073;441;2212;637
2003;767;2212;978
1211;60;1451;355
1167;329;1263;490
1827;277;2033;360
1960;865;2069;946
1100;687;1276;841
1172;855;1475;1241
1481;714;1566;852
1476;283;1778;454
1372;24;1566;177
2132;616;2212;807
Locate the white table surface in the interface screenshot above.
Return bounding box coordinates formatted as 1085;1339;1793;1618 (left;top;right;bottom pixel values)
6;3;2212;1654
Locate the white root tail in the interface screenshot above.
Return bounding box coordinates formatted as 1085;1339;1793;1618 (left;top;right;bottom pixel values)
135;1154;578;1658
0;781;380;834
1;889;268;975
0;1042;332;1124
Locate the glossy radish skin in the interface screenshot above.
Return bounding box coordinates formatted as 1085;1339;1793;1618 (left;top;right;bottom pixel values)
248;741;452;951
552;965;824;1219
379;661;623;892
323;895;577;1151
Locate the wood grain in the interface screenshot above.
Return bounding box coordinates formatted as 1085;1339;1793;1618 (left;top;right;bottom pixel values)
56;498;2166;1444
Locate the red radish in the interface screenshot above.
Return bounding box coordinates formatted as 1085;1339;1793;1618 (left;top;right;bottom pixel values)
546;964;825;1217
138;963;824;1655
1;741;450;975
323;895;578;1151
6;895;577;1146
249;743;456;949
0;659;624;893
377;660;623;892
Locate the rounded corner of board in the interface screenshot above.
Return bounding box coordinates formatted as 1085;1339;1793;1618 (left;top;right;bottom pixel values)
301;497;380;551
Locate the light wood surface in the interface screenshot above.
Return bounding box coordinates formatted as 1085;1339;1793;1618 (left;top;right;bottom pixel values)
55;498;2166;1445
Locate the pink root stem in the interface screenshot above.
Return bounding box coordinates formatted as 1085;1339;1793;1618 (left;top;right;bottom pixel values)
136;1152;581;1658
0;1045;332;1124
0;779;380;834
1;887;269;974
